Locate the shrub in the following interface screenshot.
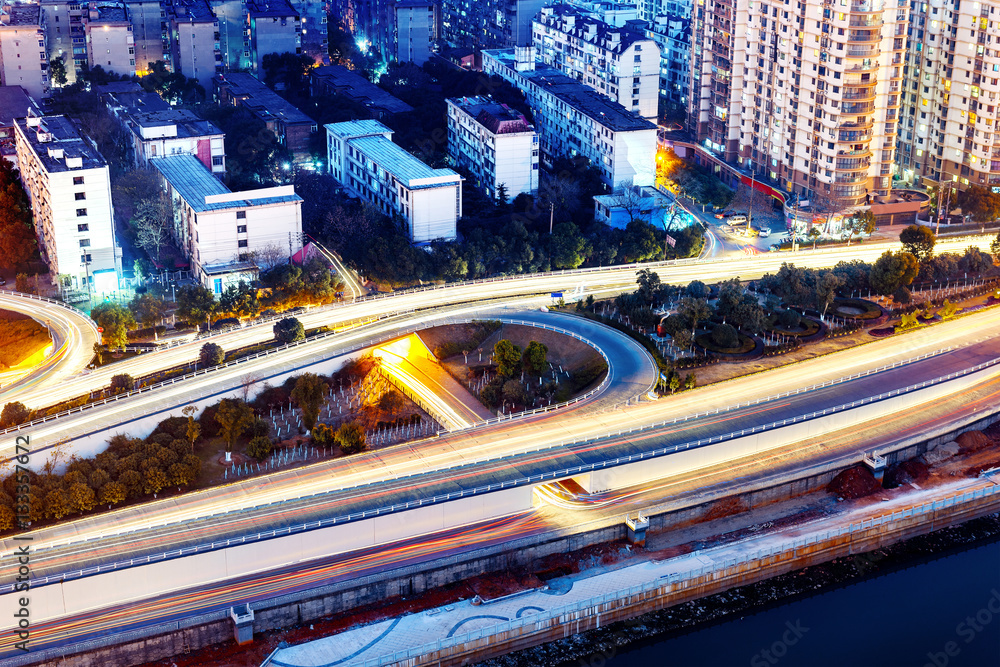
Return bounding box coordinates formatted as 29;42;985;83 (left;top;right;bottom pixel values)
248;418;270;439
246;436;272;461
893;286;912;305
273;317;305;344
335;421;366;455
212;317;240;330
198;402;222;438
0;402;31;428
109;373;134;394
199;342;225;367
312;422;335;446
777;309;800;329
150;416;188;441
711;323;739;348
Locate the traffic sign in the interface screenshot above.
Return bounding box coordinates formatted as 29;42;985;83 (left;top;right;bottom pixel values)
97;327;104;333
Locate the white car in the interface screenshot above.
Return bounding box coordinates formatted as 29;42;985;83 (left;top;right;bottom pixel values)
758;226;771;237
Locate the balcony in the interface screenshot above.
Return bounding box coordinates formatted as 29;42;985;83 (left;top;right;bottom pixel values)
842;100;876;114
842;87;876;101
849;0;883;12
847;29;881;43
846;45;880;58
836;157;871;170
849;14;883;27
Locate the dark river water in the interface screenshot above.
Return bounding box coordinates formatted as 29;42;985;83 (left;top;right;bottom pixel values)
596;538;1000;667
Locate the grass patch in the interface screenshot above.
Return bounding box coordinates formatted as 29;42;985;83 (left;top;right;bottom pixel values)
696;332;756;354
0;316;51;368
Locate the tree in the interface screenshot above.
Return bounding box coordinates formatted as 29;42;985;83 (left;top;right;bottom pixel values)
273;317;305;344
686;280;708;298
991;232;1000;261
668;374;681;394
0;402;30;428
45;489;69;519
677;297;712;336
502;379;526;405
549;222;590;269
143;467;168;495
49;55;68;86
98;481;126;507
199;342;225;367
672;328;694;350
246;436;272;461
959;246;993;277
893;286;911;305
958;185;1000;226
0;159;37;271
870;251;920;295
291;373;327;432
843;209;876;246
91;302;136;350
168;462;194;487
133;197;171;263
214;399;254;454
493;339;522;377
128;293;167;337
522;341;549;376
67;482;96;513
335;421;366;455
813;271;845;319
635;269;662;305
219;281;261;319
619;220;662;263
899;225;936;262
180;405;200;453
176;284;217;330
92;342;105;365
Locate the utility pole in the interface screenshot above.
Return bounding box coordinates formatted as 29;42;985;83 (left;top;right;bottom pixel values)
549;202;554;234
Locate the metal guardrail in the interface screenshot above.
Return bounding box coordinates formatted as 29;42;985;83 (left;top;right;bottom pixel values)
0;288;99;331
9;350;996;593
360;483;1000;666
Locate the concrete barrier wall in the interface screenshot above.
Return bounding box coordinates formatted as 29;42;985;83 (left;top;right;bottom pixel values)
2;486;534;628
588;362;1000;492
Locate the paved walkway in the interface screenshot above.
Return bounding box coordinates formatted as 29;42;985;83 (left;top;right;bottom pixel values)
266;476;994;667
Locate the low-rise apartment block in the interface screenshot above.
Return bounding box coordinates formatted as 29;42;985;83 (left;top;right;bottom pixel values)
214;71;315;164
446;95;538;200
170;0;222;91
150;153;303;293
42;0;85;86
0;3;49;101
14;114;117;292
311;64;414;121
246;0;300;75
483;47;657;189
532;4;660;121
326;119;461;243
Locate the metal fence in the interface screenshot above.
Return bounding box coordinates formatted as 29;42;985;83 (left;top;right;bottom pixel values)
360;484;1000;666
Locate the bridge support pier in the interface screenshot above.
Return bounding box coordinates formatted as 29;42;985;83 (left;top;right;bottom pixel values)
230;604;255;645
625;513;649;547
863;451;887;483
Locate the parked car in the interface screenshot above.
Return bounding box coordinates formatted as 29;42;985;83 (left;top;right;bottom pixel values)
0;276;6;286
758;226;771;237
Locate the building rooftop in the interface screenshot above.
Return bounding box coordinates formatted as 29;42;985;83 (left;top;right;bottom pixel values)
89;3;129;23
99;82;171;114
484;50;656;133
349;135;461;188
170;0;216;22
448;96;533;135
0;86;38;127
129;109;223;137
0;3;41;27
246;0;298;18
312;65;414;115
15;115;108;172
215;73;313;126
150;153;301;212
537;4;650;54
325;118;392;140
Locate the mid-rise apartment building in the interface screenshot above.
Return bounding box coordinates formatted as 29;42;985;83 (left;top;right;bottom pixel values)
326;119;462;243
150;153;303;293
14;114;117;291
85;2;135;78
440;0;547;50
533;4;660;121
170;0;222;91
688;0;908;206
332;0;436;66
289;0;327;61
42;0;85;86
126;0;165;75
0;3;48;101
213;72;315;163
246;0;300;75
897;1;1000;190
446;95;538;200
483;47;657;189
211;0;247;70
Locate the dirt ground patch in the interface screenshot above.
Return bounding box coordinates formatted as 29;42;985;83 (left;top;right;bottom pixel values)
956;430;994;453
827;465;882;499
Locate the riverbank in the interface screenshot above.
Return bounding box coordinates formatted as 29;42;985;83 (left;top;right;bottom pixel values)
488;515;1000;667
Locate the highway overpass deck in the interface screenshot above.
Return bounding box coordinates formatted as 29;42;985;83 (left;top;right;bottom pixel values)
9;336;1000;584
